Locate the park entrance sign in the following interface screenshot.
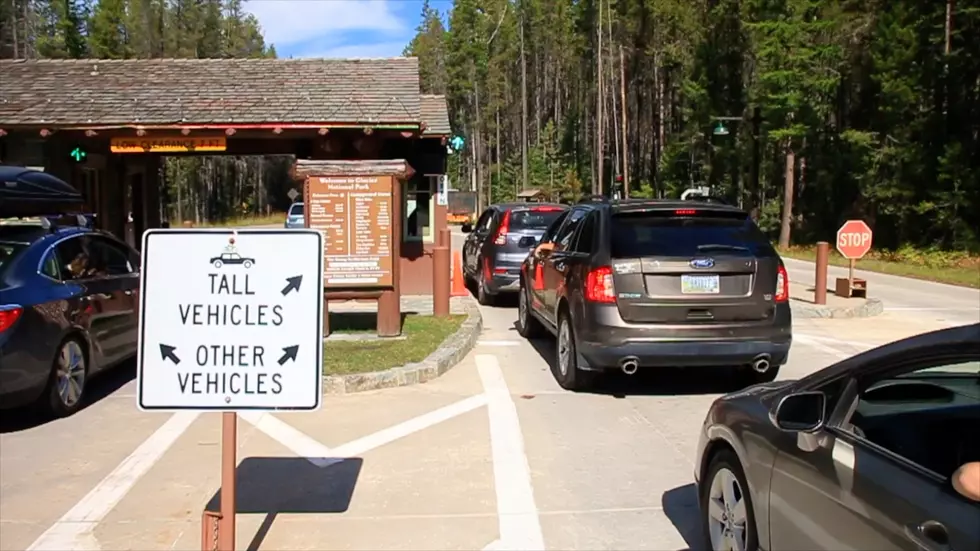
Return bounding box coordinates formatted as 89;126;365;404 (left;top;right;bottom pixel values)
136;228;324;411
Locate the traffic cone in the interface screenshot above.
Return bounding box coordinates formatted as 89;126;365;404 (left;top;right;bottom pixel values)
452;250;468;297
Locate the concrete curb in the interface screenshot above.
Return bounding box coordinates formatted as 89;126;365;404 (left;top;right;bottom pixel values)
322;297;483;394
791;297;884;319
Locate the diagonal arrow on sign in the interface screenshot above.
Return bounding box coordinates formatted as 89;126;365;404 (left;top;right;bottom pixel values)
160;344;180;365
281;275;303;296
278;345;299;365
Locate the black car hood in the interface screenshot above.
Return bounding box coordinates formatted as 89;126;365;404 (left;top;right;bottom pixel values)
0;166;84;217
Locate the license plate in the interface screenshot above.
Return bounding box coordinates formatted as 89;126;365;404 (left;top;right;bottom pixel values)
681;274;720;294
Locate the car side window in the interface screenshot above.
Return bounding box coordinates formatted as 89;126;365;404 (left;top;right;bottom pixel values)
571;212;597;253
553;208;587;250
88;236;135;276
40;249;62;279
473;209;494;233
540;210;570;243
54;236;94;281
837;357;980;480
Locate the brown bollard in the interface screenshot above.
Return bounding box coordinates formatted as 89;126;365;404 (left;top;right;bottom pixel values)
433;243;450;318
814;241;829;305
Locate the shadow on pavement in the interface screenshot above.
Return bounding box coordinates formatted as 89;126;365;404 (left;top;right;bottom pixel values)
206;457;363;551
663;484;705;551
523;335;741;396
327;311;413;333
0;358;136;434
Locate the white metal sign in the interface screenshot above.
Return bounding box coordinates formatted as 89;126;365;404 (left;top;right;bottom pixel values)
436;175;449;206
137;229;324;411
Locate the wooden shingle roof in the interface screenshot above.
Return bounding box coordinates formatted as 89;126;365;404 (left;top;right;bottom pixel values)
420;94;451;136
0;58;423;127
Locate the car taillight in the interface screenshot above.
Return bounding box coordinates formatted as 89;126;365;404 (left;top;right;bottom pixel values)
675;209;697;216
585;266;616;303
493;210;511;245
531;206;563;212
775;265;789;303
0;306;23;332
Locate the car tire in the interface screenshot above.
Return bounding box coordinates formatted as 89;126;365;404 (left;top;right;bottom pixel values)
553;309;593;391
516;280;544;338
700;449;759;551
476;268;495;306
213;260;222;268
243;260;253;269
41;337;88;418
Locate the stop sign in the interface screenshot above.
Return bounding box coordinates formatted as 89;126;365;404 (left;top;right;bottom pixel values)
836;220;873;259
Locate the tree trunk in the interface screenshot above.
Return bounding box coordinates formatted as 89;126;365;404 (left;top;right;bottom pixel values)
520;16;529;191
595;0;604;195
778;143;795;249
620;46;629;198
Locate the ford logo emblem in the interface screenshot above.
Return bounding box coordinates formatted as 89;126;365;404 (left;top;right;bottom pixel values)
690;258;715;269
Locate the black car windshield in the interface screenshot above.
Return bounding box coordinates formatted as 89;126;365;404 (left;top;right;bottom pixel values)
509;208;565;230
611;211;775;257
289;204;304;216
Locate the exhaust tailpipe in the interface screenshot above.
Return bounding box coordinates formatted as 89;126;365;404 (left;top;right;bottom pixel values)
751;355;771;373
620;357;639;375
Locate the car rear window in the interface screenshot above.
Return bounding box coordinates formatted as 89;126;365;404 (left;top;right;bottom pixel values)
289;203;304;216
0;241;28;282
508;208;565;230
610;210;775;258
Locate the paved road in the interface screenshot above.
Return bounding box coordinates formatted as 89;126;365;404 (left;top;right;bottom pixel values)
0;233;969;551
783;257;979;326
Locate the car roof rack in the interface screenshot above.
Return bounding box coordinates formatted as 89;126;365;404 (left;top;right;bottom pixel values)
579;194;610;204
683;194;730;205
0;213;89;233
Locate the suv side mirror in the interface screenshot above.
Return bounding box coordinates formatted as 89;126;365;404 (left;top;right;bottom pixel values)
461;223;473;233
770;391;826;433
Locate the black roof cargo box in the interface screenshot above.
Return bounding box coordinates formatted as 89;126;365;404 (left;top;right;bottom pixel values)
0;165;84;218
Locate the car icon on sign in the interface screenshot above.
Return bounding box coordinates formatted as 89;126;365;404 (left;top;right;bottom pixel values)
210;252;255;269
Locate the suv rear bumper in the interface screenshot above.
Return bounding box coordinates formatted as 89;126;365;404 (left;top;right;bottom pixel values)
574;303;792;369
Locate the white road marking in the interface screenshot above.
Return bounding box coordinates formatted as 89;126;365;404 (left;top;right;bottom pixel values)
327;394;488;459
478;340;521;347
241;394;489;468
238;411;335;467
476;354;545;551
886;307;980;312
27;412;200;551
795;333;871;359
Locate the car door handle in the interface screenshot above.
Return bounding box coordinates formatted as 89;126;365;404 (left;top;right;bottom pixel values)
554;261;567;273
904;521;952;551
93;293;112;300
124;290;133;296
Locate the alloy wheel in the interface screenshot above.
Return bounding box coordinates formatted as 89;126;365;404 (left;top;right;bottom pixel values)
56;341;86;408
707;467;748;551
557;320;570;376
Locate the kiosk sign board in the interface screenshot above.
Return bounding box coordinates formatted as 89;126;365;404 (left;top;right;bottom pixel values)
136;229;324;411
304;175;395;287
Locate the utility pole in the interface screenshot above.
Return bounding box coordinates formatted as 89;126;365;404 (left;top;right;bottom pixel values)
520;11;529;192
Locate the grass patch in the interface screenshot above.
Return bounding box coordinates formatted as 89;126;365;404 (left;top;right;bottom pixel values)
195;212;286;228
322;314;466;375
779;245;980;289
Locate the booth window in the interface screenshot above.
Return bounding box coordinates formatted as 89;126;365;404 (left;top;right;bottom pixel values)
404;175;437;243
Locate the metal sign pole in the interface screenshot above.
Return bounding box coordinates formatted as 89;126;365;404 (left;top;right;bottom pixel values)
219;412;237;551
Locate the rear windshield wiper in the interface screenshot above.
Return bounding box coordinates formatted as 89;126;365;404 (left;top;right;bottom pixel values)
697;244;749;252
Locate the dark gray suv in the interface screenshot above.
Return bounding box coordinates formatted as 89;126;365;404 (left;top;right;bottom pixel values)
461;202;568;305
517;198;792;390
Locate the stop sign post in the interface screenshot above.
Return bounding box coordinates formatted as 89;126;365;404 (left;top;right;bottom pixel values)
835;220;873;298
